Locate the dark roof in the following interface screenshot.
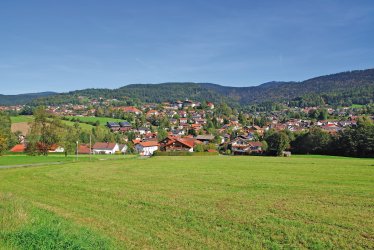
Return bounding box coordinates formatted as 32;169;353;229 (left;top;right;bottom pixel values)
196;135;215;140
107;122;120;127
119;121;132;127
138;127;150;131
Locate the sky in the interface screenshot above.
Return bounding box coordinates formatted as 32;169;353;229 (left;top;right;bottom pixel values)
0;0;374;94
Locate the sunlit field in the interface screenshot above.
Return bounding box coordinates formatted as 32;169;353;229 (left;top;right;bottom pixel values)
0;155;373;249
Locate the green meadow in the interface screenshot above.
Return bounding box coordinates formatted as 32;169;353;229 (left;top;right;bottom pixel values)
60;120;95;132
63;116;125;125
10;115;34;124
0;155;133;167
0;155;373;249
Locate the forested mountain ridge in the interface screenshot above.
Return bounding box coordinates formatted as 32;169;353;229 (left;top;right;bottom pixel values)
3;68;374;107
0;92;56;105
200;69;374;105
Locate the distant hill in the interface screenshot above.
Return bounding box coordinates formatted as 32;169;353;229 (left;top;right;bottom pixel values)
8;68;374;107
0;92;57;105
200;69;374;105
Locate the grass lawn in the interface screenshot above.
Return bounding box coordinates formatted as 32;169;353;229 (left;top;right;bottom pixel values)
350;104;364;108
63;116;126;125
10;115;34;123
0;155;373;249
0;154;136;167
60;120;96;132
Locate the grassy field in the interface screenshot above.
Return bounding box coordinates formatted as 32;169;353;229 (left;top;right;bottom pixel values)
10;115;34;123
0;154;136;167
60;120;96;132
63;116;126;125
0;155;373;249
10;115;98;132
350;104;364;108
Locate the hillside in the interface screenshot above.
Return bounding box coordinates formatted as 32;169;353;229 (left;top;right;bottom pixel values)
200;69;374;105
5;68;374;107
0;92;56;105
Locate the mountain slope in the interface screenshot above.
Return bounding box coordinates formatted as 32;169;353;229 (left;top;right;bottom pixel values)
0;92;57;105
200;69;374;104
10;68;374;107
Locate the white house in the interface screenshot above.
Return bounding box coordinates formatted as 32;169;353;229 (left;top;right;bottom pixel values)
119;144;128;154
92;142;119;154
135;141;159;156
137;127;150;135
48;144;65;153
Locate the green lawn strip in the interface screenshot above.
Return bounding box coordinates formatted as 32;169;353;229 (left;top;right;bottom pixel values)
0;155;93;166
63;116;126;125
10;116;34;124
0;156;373;248
0;154;135;167
0;193;115;249
60;120;96;132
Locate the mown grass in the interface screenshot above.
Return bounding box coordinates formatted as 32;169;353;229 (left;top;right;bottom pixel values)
0;154;135;167
350;104;364;108
60;120;95;132
10;116;34;124
0;155;373;249
0;155;80;166
63;116;125;125
0;193;114;249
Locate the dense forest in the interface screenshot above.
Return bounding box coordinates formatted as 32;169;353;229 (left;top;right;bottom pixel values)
0;92;56;105
2;68;374;108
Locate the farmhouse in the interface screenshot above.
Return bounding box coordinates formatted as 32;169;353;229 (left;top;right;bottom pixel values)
196;134;215;144
137;127;151;135
120;106;142;115
78;144;91;154
146;110;159;117
135;141;159;156
92;142;119;154
118;144;128;154
159;136;202;152
230;138;263;155
48;144;65;153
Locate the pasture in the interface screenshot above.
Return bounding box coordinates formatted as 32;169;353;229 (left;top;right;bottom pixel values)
63;116;126;125
10;115;34;123
0;155;373;249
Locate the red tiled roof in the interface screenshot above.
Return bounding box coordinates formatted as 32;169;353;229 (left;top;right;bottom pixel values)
207;149;217;153
120;106;142;113
78;144;91;154
11;144;26;153
93;142;117;150
249;142;263;147
138;141;159;147
49;144;59;151
132;139;141;144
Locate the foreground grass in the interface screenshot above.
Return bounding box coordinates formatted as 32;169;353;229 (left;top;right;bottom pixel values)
0;156;373;249
0;154;135;166
0;155;81;166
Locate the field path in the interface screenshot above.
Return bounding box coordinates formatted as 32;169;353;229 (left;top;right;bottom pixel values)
0;162;65;169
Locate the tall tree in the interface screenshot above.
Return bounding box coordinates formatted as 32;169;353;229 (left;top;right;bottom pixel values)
28;107;60;155
265;131;290;156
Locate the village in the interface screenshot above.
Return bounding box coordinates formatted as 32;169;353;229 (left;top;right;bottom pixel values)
3;96;369;157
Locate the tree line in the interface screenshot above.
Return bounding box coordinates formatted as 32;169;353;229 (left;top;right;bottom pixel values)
264;117;374;157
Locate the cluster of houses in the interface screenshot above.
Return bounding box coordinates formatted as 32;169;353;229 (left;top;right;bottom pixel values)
6;97;372;156
9;132;265;156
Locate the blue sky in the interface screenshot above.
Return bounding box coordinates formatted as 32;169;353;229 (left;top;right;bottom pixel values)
0;0;373;94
